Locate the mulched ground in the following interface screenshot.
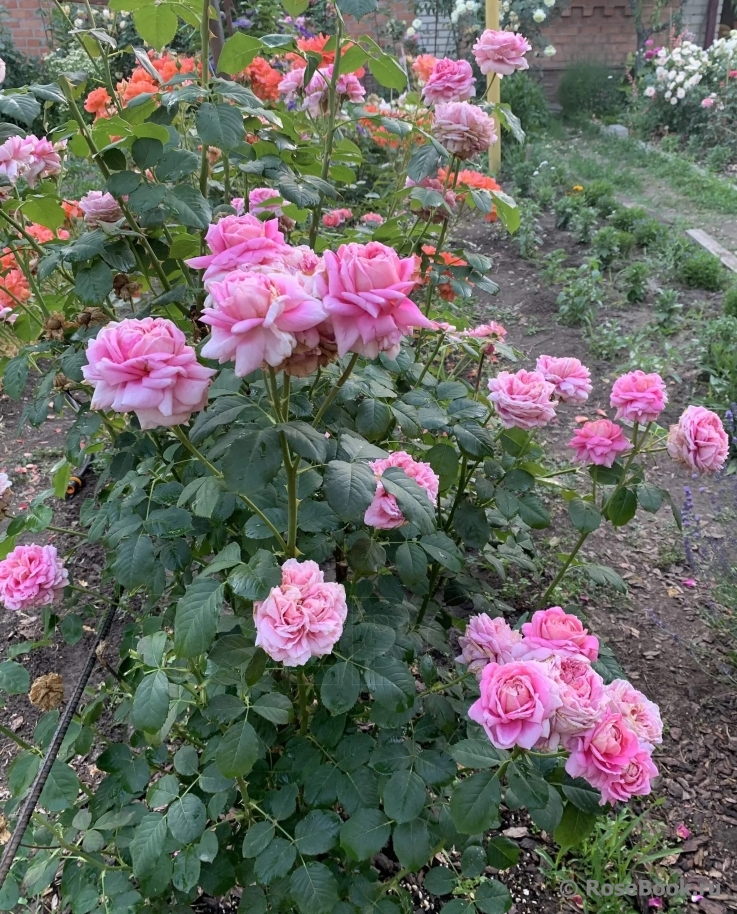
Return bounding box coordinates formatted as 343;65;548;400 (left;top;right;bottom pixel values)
1;211;736;913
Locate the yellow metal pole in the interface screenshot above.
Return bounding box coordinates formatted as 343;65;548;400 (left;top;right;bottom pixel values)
486;0;501;174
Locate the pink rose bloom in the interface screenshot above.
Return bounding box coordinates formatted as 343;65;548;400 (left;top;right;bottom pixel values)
254;560;347;666
312;241;432;359
535;355;592;403
279;245;322;276
322;208;353;228
667;406;728;475
547;656;605;747
250;187;283;218
275;321;337;377
82;317;215;429
79;191;123;227
521;606;599;661
279;67;306;100
0;135;36;183
26;137;62;187
457;613;524;676
468;660;562;750
701;97;714;108
0;544;68;611
422;58;476;105
200;270;326;377
565;711;642;785
361;212;384;225
487;369;557;430
568;419;631;468
0;58;5;87
433;101;498;160
604;679;663;746
473;29;531;77
463;321;506;340
185;214;289;283
597;748;658;805
304;66;365;115
231;197;245;215
364;450;440;529
610;370;667;424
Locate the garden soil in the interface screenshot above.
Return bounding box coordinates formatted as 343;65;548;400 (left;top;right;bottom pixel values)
0;213;736;912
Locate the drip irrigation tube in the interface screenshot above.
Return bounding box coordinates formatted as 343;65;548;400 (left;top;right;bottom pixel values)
0;598;118;891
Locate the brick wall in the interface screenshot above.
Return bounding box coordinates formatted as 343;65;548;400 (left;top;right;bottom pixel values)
3;0;52;57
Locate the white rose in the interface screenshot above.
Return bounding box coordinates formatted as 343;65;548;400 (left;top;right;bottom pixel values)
670;97;678;104
73;17;84;27
544;0;555;6
676;86;685;98
543;44;556;56
412;17;422;28
450;10;459;22
664;90;672;98
533;9;546;22
644;85;656;97
405;26;416;37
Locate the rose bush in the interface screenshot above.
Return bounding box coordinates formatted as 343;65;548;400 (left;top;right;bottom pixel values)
0;2;717;911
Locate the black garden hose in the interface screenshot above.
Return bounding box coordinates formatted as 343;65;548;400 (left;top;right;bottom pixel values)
0;598;118;891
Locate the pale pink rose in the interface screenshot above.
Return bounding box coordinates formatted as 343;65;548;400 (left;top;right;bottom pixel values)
468;660;562;750
360;212;384;225
185;214;290;283
254;561;347;666
200;270;326;377
473;29;531;76
249;187;283;217
0;135;36;183
279;245;322;276
487;369;557;430
26;137;62;187
565;711;642;786
0;543;68;611
0;304;16;323
604;679;663;746
279;66;306;100
79;190;123;227
304;66;365;115
433;101;498;160
422;58;476;105
521;606;599;661
675;823;691;840
312;241;432;359
596;748;658;805
429;320;457;332
535;355;592;403
82;317;215;429
568;419;631;468
666;405;728;475
610;370;667;424
322;208;353;228
364;450;440;530
546;656;605;747
281;558;325;589
701;97;714;108
0;472;12;517
463;321;506;340
231;197;245;215
457;613;524;676
0;58;5;87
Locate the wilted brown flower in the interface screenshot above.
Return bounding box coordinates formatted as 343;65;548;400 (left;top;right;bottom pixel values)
0;815;10;845
75;307;107;328
113;273;141;302
43;312;74;341
29;672;64;711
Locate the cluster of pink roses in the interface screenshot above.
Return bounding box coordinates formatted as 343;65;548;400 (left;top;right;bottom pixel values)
488;364;728;476
0;134;61;187
0;543;68;611
254;559;347;666
461;607;661;805
279;64;365;115
364;451;440;530
322;208;354;228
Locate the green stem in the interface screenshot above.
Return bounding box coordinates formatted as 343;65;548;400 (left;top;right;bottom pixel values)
415;563;440;628
171;426;288;552
420;671;474;695
0;723;38;754
308;13;343;247
538;528;590;607
67;582;117;606
312;353;359;427
31;812;128;870
46;524;86;538
297;670;309;736
415;334;444;388
0;209;45;257
474;351;486;396
280;432;299;559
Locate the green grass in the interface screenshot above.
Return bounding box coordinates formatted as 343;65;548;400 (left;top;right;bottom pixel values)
533;123;737;217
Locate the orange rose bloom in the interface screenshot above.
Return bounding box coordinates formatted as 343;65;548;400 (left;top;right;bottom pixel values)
421;245;468;300
84;87;112;120
243;57;282;102
438;167;501;222
119;51;198;104
26;223;70;243
62;200;83;221
0;248;17;272
412;54;438;83
0;269;31;307
288;34;365;76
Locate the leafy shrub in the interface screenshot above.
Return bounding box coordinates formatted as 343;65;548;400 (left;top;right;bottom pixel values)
654;289;683;331
558;61;624;119
609;206;648;234
571;206;599;244
618;261;650;303
500;71;549;134
705;145;732;173
703;316;737;404
592;227;623;268
516;200;543;258
554;195;582;229
678;248;725;291
723;285;737;318
632;217;664;249
557;258;604;325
